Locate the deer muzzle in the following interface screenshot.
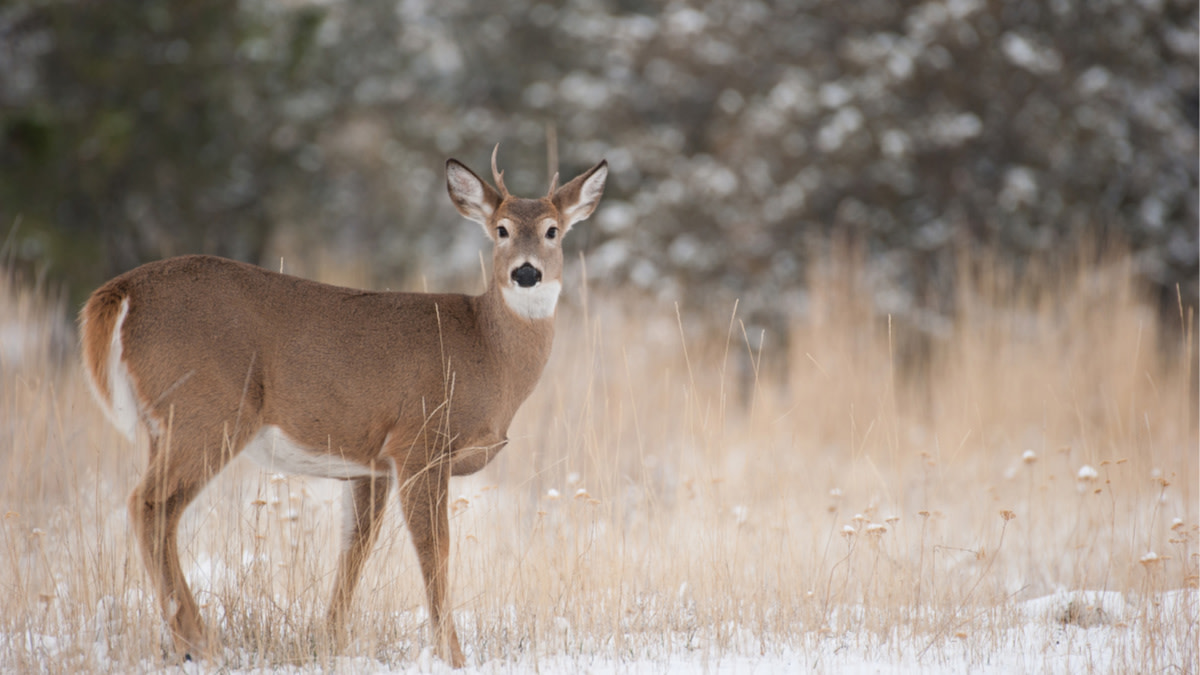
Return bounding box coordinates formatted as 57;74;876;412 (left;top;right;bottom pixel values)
511;263;543;288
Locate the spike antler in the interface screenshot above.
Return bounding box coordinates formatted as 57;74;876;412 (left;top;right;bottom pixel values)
545;171;559;198
490;144;510;199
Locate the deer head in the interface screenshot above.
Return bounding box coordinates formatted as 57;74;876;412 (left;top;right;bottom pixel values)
446;145;608;320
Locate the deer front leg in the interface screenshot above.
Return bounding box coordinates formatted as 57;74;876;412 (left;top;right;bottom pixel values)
327;473;393;646
397;459;463;667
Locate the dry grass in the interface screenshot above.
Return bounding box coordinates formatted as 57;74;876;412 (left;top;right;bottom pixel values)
0;250;1196;673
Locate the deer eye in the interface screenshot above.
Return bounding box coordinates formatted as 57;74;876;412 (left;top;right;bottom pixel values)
496;225;509;238
546;226;559;240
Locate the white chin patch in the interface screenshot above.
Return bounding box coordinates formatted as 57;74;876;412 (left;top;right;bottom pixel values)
502;280;561;320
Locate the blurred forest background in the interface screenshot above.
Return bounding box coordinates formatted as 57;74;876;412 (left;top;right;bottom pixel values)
1;0;1196;338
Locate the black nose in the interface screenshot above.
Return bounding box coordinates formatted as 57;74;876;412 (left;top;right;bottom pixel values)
511;263;542;288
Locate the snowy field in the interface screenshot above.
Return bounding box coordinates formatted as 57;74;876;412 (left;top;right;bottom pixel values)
1;257;1196;674
12;589;1198;673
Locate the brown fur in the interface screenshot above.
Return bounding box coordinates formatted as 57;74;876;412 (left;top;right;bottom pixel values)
79;151;607;667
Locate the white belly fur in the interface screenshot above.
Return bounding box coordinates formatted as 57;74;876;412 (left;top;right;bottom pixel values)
242;425;387;479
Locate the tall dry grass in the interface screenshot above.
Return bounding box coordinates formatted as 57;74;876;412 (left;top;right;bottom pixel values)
0;249;1195;673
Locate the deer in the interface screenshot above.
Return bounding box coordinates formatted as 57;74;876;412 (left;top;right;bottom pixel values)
79;146;607;667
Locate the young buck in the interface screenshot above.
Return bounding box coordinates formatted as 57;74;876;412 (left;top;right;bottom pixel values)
80;147;607;667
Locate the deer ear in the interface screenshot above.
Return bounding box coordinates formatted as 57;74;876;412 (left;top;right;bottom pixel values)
447;159;503;226
552;160;608;231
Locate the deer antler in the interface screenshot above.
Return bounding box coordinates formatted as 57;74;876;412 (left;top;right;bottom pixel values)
491;144;510;199
545;171;559;198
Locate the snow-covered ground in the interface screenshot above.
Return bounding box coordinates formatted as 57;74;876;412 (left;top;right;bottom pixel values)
10;591;1194;674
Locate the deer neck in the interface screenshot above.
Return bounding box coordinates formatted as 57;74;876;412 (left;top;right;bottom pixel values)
475;282;557;397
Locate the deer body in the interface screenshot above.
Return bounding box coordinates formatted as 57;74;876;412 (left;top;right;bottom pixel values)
80;149;607;667
89;255;548;474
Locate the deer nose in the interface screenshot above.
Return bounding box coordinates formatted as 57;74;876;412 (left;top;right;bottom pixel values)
511;263;542;288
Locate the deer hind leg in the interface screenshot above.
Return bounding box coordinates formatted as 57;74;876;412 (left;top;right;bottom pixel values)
397;458;463;667
129;428;241;660
326;472;393;645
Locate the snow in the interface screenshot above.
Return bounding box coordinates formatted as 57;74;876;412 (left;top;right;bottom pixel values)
1000;168;1039;211
928;112;982;146
1001;33;1063;74
6;591;1195;673
817;107;864;153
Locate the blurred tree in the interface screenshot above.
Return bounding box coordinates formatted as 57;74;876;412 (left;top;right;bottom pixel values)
1;0;1196;331
0;0;321;297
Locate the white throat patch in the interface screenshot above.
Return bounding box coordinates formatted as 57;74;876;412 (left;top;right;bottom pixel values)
502;280;561;320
